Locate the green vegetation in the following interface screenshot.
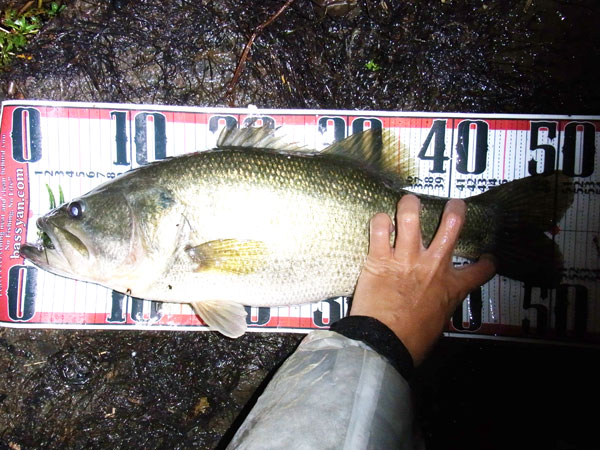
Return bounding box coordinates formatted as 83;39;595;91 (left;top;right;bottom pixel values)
46;183;64;209
364;59;381;72
0;1;64;68
38;183;63;247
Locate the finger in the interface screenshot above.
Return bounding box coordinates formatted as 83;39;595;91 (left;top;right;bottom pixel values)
368;212;394;259
455;254;497;293
429;199;466;261
394;194;422;256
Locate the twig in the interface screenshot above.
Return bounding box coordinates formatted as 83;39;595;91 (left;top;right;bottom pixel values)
23;361;46;367
226;0;296;104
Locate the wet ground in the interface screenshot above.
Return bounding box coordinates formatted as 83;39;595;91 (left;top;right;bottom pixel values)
0;0;599;448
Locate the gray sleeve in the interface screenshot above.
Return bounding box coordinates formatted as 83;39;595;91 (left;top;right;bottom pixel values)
226;330;418;450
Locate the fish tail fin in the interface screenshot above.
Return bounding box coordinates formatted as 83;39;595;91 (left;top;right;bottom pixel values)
471;172;573;287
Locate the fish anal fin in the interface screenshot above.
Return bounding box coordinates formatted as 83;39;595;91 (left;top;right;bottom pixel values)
186;239;269;274
191;300;248;338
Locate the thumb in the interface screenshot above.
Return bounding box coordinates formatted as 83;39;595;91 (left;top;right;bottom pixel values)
457;254;497;292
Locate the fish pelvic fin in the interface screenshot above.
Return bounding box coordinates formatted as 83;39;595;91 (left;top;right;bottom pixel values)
191;300;248;338
186;239;269;274
471;172;573;288
320;128;418;185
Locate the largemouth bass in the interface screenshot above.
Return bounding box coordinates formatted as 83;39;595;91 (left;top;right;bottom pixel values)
21;127;572;337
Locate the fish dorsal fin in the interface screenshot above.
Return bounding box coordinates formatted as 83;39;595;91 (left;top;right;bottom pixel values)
191;300;248;338
321;128;417;182
217;126;418;183
217;126;307;153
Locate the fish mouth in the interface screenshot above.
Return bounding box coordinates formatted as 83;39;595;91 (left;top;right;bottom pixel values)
20;218;89;276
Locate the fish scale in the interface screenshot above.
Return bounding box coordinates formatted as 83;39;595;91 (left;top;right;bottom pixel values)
152;148;396;303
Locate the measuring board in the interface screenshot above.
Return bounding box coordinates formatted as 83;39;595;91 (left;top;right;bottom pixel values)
0;101;598;344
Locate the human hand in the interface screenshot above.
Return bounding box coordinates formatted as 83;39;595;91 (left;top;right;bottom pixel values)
350;195;496;366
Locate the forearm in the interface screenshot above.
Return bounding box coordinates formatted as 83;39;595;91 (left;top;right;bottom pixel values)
226;322;417;450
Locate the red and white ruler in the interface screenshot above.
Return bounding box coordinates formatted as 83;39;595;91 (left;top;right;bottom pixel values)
0;100;598;344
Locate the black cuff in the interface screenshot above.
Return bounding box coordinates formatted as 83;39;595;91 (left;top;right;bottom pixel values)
330;316;414;380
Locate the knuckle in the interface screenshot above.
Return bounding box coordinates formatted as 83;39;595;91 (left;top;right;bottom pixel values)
444;210;464;227
371;227;389;240
399;211;420;227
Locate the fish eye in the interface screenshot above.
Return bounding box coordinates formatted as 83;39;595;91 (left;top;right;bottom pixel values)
67;201;85;219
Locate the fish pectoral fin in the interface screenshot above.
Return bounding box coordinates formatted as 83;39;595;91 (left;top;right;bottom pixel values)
186;239;268;274
191;300;248;338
